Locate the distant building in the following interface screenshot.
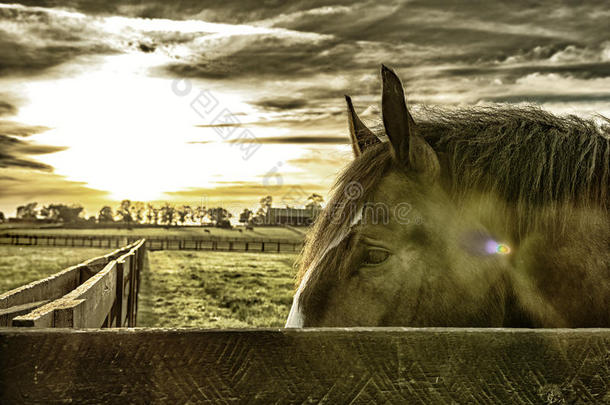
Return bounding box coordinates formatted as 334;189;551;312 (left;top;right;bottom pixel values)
264;207;320;226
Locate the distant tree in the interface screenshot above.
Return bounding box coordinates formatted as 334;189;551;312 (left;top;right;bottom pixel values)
98;206;114;223
177;205;192;225
207;207;231;228
40;205;59;222
0;211;4;223
58;204;83;223
87;216;96;224
152;207;160;225
16;202;38;220
253;195;273;225
132;202;146;224
239;208;253;224
160;203;176;226
253;207;266;225
306;193;324;210
116;200;133;226
40;204;83;223
145;203;156;224
192;205;207;226
260;195;272;212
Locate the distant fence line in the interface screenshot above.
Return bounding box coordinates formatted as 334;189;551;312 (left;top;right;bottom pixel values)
0;233;303;253
0;239;146;328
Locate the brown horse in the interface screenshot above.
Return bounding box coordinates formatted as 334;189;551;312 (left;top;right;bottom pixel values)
286;65;609;328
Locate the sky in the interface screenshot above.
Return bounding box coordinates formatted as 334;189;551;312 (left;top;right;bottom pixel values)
1;0;609;217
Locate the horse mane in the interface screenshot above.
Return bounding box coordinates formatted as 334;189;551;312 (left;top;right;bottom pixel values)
297;106;610;287
417;106;609;208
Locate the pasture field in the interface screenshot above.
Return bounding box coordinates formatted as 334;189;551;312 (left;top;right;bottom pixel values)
0;245;299;328
3;226;305;241
138;250;298;328
0;246;108;292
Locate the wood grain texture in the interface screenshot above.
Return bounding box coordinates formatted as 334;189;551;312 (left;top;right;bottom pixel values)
10;240;145;328
52;261;118;328
0;328;608;404
0;242;136;315
0;300;49;326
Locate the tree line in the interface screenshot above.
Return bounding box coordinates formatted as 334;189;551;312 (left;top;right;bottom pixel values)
1;194;324;228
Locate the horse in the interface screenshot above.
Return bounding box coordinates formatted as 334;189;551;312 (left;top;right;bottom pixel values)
286;65;609;328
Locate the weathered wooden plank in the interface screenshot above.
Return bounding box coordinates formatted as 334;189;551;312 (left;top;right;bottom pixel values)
0;266;79;312
0;328;607;404
115;252;134;328
53;261;118;328
14;261;118;328
0;300;49;326
0;242;138;313
10;241;145;328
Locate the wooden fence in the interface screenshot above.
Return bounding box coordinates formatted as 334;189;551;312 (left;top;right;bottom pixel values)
0;239;146;328
1;239;608;403
0;232;302;252
0;328;608;404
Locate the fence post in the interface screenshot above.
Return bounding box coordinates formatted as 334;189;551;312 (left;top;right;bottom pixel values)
133;243;143;326
130;251;137;326
115;260;124;328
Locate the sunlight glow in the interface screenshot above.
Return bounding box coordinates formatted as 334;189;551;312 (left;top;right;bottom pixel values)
16;52;312;202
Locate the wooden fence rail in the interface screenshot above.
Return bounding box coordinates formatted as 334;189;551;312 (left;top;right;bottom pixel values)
1;239;146;328
0;328;608;404
3;240;607;403
0;232;302;252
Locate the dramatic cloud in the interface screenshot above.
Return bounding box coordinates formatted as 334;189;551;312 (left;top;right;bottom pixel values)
250;97;309;111
0;120;50;137
1;0;608;213
0;167;111;216
162;180;330;210
228;135;347;145
0;5;119;76
0;101;17;116
0;100;59;172
0;133;65;170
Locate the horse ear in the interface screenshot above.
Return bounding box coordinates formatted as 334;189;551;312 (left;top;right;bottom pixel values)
345;95;379;157
381;65;439;180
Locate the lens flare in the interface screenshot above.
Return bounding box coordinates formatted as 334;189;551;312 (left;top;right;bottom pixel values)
485;240;511;255
496;244;511;254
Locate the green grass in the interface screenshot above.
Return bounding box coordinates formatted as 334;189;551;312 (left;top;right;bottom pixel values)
0;246;109;292
5;226;304;241
0;245;299;328
138;250;298;328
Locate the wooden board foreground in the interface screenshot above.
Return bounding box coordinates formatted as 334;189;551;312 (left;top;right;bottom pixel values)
0;242;138;327
0;328;608;404
7;240;145;328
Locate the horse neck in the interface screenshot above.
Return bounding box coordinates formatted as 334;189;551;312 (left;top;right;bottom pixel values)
450;185;609;248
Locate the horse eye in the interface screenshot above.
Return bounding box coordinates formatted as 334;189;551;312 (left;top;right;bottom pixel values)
363;248;390;265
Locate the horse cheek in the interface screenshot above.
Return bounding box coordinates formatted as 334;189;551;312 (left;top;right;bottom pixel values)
316;266;400;326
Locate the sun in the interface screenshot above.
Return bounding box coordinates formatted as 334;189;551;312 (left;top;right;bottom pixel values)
15;52;310;203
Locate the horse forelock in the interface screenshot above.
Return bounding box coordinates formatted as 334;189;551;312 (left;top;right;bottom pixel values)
292;105;610;326
291;144;392;325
